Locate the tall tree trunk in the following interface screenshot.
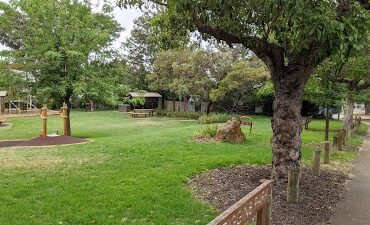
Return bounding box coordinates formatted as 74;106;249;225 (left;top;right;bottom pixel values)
206;102;212;116
342;97;354;132
65;96;72;136
271;68;310;179
365;103;370;115
89;100;95;112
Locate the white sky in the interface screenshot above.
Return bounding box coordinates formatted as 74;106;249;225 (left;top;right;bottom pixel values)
0;1;142;51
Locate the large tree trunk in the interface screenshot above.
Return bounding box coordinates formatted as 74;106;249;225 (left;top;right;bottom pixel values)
271;68;311;179
65;96;72;136
206;102;212;116
342;97;354;133
89;100;95;112
365;103;370;115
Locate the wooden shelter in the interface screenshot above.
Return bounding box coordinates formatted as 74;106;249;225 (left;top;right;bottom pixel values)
0;91;7;114
127;92;162;109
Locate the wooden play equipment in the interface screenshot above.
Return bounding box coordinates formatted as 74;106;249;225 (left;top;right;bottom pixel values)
60;103;69;136
40;106;48;138
240;116;253;133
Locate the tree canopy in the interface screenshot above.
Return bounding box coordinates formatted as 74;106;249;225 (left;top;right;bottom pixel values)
0;0;123;134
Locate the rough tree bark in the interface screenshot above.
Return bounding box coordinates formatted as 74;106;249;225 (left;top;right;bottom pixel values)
342;97;354;133
270;67;311;178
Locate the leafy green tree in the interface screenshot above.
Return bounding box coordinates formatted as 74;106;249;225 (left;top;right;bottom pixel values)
74;59;131;112
0;0;122;135
148;48;233;114
120;1;370;186
123;11;190;90
335;47;370;131
210;59;269;113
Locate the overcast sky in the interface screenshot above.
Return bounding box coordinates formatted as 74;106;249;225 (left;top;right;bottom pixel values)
0;1;142;51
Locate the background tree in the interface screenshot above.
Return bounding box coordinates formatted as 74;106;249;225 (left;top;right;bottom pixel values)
210;58;270;113
121;0;369;170
123;10;190;90
121;0;370;201
0;0;122;135
335;47;370;132
148;48;233;114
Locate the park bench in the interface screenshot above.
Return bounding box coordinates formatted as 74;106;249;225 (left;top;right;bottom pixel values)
207;180;272;225
302;115;313;129
240;116;253;133
0;117;5;125
128;112;149;118
133;109;154;117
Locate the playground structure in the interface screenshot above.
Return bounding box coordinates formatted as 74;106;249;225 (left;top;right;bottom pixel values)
40;103;69;138
4;100;39;114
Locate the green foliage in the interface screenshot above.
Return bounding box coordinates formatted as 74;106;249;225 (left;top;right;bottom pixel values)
0;0;122;106
0;62;30;100
122;90;147;108
123;11;190;90
210;58;269;107
193;124;219;138
155;109;201;120
198;113;233;124
120;0;369;66
148;48;233;105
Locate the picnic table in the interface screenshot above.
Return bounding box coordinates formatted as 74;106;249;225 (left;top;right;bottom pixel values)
128;109;155;118
133;109;154;117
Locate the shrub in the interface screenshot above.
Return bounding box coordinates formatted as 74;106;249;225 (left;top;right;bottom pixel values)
198;113;234;124
193;124;219;138
156;109;202;120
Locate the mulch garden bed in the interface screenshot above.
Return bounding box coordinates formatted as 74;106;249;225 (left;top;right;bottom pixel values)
0;136;87;148
188;165;348;225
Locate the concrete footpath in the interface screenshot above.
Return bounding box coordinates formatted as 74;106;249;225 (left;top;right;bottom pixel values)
330;124;370;225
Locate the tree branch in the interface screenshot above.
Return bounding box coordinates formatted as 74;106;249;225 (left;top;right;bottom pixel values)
357;0;370;10
358;80;370;91
336;77;355;85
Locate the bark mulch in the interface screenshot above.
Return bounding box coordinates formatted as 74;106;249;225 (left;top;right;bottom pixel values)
0;136;87;148
188;165;347;225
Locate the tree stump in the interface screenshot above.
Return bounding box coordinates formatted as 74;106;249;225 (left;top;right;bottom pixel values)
215;117;246;143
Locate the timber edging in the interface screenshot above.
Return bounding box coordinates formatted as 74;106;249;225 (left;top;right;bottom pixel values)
207;180;273;225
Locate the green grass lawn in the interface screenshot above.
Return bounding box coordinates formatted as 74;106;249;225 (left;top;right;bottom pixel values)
0;111;367;225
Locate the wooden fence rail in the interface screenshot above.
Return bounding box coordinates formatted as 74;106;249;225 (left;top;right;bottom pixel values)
207;180;273;225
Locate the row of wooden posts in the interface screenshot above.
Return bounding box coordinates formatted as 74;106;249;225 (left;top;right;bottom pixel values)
40;103;69;138
312;116;362;176
286;116;363;203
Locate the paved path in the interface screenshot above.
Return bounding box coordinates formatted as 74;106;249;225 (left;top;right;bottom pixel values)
331;124;370;225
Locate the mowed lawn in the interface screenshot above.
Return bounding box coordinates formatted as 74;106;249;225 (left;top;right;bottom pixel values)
0;111;366;225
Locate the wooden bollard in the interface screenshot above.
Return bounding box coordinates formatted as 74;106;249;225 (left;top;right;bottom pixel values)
287;168;300;203
337;132;343;151
40;106;48;138
332;136;338;153
313;149;321;176
359;117;362;127
342;130;347;145
60;102;69;136
324;141;330;164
